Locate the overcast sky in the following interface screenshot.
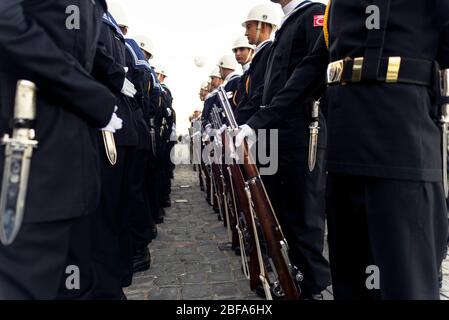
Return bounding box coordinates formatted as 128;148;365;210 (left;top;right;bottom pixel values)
122;0;328;135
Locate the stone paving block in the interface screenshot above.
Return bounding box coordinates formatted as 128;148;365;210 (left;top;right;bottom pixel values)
211;263;232;273
164;263;186;275
185;262;213;273
148;287;180;300
211;283;241;299
126;292;146;300
178;272;207;284
181;284;212;300
178;254;205;263
154;255;180;264
207;272;235;283
153;275;179;287
232;269;248;281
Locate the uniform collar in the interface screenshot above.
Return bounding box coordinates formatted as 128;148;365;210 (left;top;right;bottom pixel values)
280;0;311;28
242;62;251;72
225;71;239;82
255;39;272;56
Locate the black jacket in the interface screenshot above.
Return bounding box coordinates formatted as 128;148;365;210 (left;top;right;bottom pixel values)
0;0;116;222
325;0;449;181
235;41;273;125
224;74;241;110
94;21;138;147
246;3;327;161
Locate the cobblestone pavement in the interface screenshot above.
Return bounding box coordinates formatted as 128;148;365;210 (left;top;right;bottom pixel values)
125;164;449;300
125;165;261;300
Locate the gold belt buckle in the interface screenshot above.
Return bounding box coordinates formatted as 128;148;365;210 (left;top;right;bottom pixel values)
327;59;345;84
386;57;402;83
352;57;364;82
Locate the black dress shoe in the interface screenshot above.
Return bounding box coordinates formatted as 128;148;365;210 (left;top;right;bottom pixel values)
162;201;171;208
300;293;324;301
154;216;164;224
121;291;128;300
133;248;151;273
151;225;158;240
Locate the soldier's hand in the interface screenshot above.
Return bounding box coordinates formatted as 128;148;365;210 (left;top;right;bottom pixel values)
121;78;137;98
235;124;256;148
101;106;123;133
205;124;214;137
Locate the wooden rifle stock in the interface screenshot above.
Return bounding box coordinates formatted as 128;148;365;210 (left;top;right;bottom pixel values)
216;86;300;300
241;141;300;300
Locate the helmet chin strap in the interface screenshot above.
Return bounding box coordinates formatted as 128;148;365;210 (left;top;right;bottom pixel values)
255;21;262;45
244;49;254;64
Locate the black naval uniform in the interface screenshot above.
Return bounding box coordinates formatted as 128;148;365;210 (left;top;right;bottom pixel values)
250;0;449;300
224;73;242;110
244;1;331;297
236;41;273;125
91;14;137;299
0;0;115;299
124;38;155;273
160;84;175;207
146;70;165;225
323;0;449;300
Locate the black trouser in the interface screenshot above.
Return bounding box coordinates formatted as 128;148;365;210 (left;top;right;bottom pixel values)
129;148;155;252
0;215;95;300
92;145;132;299
159;140;171;204
261;148;331;296
326;173;449;300
147;149;162;222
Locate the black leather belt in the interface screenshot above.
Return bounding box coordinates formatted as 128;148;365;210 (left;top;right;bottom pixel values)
327;57;435;87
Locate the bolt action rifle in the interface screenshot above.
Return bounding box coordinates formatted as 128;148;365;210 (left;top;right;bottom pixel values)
216;86;303;300
210;104;259;288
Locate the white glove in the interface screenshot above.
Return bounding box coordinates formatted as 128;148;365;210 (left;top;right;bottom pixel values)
205;124;214;137
216;124;227;137
121;78;137;98
212;124;227;145
102;107;123;133
170;124;177;141
202;132;211;142
235;124;256;148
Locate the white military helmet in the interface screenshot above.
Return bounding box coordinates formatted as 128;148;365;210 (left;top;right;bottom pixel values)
217;55;240;71
134;35;155;59
209;67;221;79
154;64;167;77
232;36;256;51
242;4;282;31
107;0;130;28
200;81;210;90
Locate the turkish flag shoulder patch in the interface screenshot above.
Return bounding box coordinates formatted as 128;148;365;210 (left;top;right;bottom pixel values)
313;15;324;27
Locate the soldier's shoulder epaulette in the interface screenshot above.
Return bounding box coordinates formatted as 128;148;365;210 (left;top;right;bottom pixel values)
125;39;152;71
102;12;125;39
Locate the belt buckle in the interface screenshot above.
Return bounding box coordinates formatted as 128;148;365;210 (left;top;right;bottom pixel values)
327;60;345;85
352;57;364;82
386;57;402;83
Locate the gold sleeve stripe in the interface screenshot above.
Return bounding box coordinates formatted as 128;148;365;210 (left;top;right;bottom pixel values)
233;91;238;106
246;75;251;95
323;0;331;49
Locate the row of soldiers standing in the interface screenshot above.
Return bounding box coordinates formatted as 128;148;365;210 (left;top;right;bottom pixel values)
0;0;176;299
193;0;449;300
